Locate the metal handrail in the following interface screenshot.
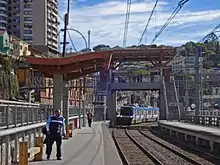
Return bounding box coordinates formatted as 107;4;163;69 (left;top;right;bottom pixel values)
0;115;85;137
0;99;40;106
0;100;82;129
171;76;181;120
162;76;169;120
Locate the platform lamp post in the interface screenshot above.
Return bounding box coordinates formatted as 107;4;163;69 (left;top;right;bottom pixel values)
195;46;201;124
78;78;82;128
82;76;86;127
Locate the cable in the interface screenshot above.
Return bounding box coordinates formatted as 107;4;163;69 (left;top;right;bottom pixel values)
151;0;189;44
138;0;159;45
122;0;132;47
67;30;78;52
58;13;64;21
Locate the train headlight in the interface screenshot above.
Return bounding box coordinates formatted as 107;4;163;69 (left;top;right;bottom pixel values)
214;103;220;109
190;104;196;110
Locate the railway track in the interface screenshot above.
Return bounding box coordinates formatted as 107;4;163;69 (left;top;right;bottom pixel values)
128;129;198;165
113;123;218;165
112;128;162;165
148;126;220;165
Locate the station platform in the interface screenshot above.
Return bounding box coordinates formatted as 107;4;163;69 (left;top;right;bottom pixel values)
158;120;220;137
29;121;123;165
158;120;220;152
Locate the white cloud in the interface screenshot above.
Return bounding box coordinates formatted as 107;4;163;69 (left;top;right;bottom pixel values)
58;0;220;51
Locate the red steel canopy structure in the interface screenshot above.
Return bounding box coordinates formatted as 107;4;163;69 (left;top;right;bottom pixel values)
26;48;176;81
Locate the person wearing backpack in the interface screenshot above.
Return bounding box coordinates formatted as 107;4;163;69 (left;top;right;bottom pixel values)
87;110;93;127
45;109;66;160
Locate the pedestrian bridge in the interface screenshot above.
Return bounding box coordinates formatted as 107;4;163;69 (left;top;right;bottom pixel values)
110;82;161;90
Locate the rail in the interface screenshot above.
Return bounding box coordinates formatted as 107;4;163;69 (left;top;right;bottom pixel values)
162;77;169;120
184;115;220;127
0;99;83;130
0;114;86;165
0;115;83;137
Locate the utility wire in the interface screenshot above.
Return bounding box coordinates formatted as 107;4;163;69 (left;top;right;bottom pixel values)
138;0;159;45
151;0;189;44
58;13;64;21
122;0;132;47
67;30;77;52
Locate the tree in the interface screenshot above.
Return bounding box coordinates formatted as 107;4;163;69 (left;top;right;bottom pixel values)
93;44;110;51
203;61;213;69
133;69;150;76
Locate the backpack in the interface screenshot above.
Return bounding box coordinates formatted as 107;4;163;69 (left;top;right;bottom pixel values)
42;126;47;134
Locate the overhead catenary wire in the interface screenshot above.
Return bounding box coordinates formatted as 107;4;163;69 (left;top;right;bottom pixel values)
151;0;189;44
138;0;159;45
122;0;132;47
67;30;77;52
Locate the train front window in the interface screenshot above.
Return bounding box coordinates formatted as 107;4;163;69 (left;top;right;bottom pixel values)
120;107;133;116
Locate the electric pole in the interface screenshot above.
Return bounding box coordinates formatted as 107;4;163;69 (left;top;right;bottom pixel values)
62;0;70;58
62;0;70;133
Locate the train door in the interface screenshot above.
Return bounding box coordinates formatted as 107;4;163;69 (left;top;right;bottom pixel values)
147;110;151;120
133;108;136;123
143;109;146;121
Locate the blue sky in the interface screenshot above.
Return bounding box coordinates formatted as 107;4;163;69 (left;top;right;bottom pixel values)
58;0;220;51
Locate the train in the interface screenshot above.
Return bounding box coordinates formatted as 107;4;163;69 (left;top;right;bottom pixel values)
116;105;159;126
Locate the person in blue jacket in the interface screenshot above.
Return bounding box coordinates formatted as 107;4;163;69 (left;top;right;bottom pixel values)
45;109;66;160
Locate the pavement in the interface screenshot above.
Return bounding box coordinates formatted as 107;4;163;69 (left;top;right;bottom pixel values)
29;121;123;165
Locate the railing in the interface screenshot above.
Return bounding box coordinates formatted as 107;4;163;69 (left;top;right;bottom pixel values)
171;76;181;120
162;76;169;120
112;70;161;83
0;100;84;130
0;114;86;164
184;115;220;127
0;100;52;129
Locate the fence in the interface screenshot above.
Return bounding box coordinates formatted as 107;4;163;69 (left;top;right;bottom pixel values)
173;68;220;124
0;100;53;129
0;99;87;165
0;100;85;130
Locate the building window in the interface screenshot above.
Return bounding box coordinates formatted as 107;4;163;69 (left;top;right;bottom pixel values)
24;23;32;28
24;30;32;34
24;17;32;21
23;36;32;41
24;4;32;8
24;11;32;15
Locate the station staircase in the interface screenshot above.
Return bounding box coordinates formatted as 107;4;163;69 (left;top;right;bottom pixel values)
163;76;181;120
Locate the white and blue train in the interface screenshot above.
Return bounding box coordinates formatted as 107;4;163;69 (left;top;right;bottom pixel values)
116;105;159;126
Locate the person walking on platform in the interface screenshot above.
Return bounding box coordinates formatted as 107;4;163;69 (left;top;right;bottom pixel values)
87;110;93;127
45;109;66;160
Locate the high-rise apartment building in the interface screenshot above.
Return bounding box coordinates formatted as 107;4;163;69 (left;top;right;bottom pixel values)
7;0;59;51
0;0;7;31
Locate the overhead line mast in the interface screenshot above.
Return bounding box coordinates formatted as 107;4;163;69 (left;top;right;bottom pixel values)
123;0;132;47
